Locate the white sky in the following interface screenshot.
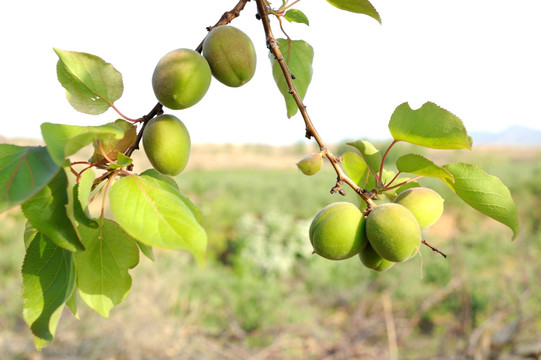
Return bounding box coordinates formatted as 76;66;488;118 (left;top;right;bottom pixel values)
0;0;540;145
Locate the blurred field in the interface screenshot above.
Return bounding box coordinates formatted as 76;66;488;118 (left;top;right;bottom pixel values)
1;142;540;360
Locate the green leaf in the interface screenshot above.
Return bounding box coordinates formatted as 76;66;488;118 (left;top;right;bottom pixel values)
66;289;79;319
443;162;519;240
326;0;381;23
22;233;75;350
54;48;123;115
77;168;95;217
109;174;207;267
136;241;155;261
139;173;203;225
0;145;60;213
396;154;454;183
108;153;133;169
140;168;180;190
24;221;39;250
389;102;472;150
347;140;382;177
74;218;139;317
41;122;124;166
269;39;314;118
22;170;84;252
284;9;310;25
341;151;369;188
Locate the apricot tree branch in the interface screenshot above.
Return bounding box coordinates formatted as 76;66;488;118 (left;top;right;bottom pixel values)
255;0;377;210
125;102;163;159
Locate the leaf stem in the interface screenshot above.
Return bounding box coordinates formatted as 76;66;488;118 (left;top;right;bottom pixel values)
255;0;376;210
379;139;398;187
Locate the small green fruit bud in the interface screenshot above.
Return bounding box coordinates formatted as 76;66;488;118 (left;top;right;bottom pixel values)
296;153;322;176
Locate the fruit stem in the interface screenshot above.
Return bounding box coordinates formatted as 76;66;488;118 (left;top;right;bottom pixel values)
255;0;377;210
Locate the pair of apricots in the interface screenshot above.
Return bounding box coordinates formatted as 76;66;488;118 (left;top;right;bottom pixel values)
309;187;445;272
143;25;257;176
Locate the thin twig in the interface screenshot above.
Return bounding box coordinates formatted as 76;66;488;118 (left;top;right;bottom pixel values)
422;239;447;258
255;0;377;210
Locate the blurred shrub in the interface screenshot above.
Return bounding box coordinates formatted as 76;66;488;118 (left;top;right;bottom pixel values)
232;212;313;277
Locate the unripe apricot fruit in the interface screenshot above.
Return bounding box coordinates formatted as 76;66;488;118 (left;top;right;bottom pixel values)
366;203;421;262
202;26;256;87
393;187;444;228
296;153;322;176
309;202;367;260
359;242;395;272
152;49;211;110
142;114;190;176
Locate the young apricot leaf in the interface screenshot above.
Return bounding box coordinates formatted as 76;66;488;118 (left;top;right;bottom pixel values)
91;119;137;163
396;154;454;183
136;241;155;262
77;168;95;217
347;140;381;177
66;290;79;319
326;0;381;23
341;151;369;187
0;145;60;213
284;9;310;25
22;233;75;351
443;162;519;240
74;218;139;318
269;39;314;118
41;122;124;166
22;170;84;252
109;175;207;267
389;102;472;150
54;48;123;115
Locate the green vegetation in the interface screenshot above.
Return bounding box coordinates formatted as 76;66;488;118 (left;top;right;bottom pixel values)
1;145;538;358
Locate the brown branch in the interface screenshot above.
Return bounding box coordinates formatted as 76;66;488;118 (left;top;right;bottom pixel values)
195;0;252;53
255;0;377;210
125;102;164;161
421;239;447;258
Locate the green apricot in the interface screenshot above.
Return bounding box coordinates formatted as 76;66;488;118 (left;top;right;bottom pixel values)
92;119;136;163
359;242;395;272
393;187;444;228
142;114;191;176
309;202;367;260
296;153;322;176
152;49;212;110
202;26;256;87
365;203;421;262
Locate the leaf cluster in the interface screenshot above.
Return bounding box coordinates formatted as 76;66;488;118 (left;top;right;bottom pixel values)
0;49;206;350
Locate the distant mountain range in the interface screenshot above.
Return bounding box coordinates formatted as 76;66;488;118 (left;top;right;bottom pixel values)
470;126;541;146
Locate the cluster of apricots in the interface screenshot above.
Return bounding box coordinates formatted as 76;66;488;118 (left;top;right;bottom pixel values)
309;187;444;272
143;25;257;176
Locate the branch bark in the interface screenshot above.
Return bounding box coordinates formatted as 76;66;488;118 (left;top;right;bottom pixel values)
254;0;377;210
